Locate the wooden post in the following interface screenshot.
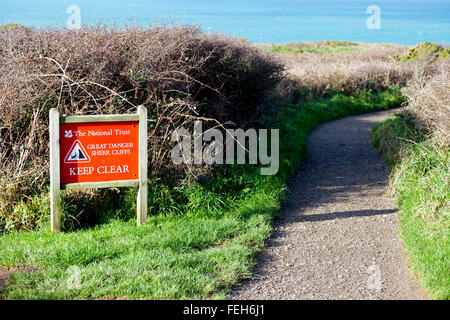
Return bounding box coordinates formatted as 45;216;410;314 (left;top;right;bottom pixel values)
49;108;61;233
137;105;148;225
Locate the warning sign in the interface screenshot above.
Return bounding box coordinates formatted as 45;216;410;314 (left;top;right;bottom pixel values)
64;140;91;163
59;121;139;184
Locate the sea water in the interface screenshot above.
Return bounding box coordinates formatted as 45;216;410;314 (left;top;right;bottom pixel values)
1;0;449;45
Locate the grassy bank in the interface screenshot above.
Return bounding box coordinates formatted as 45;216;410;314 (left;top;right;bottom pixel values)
0;87;404;299
372;114;449;300
371;53;449;300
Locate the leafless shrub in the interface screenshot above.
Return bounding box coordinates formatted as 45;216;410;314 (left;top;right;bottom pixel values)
271;44;416;102
403;58;450;145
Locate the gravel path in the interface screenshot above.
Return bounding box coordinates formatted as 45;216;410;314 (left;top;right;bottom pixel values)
230;109;428;300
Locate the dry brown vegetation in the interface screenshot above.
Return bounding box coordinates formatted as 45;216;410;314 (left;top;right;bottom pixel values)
270;43;417;102
402;58;450;144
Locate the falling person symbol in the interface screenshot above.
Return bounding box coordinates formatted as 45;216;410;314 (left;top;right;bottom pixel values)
70;149;86;160
64;140;91;163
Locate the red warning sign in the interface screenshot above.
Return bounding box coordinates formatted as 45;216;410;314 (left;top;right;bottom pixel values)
60;121;139;184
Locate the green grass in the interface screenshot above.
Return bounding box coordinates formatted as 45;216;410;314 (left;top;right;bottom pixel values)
269;41;361;56
0;87;404;300
372;114;449;300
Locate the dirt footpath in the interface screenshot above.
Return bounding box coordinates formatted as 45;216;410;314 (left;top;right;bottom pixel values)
230;109;428;300
0;266;35;290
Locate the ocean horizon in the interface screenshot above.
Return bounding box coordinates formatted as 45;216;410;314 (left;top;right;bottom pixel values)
1;0;449;45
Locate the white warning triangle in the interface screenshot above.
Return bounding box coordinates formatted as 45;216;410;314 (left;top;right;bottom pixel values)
64;140;91;164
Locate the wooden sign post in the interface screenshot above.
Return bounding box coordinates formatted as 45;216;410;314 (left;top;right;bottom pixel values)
49;106;148;233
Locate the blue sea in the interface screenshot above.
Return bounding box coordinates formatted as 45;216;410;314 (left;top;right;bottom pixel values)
1;0;449;45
